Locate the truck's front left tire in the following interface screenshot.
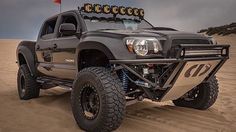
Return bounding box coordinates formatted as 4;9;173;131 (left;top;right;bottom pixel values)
71;67;126;132
17;64;40;100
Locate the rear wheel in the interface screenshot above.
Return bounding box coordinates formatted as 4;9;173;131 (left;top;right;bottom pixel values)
17;64;40;100
173;76;219;110
71;67;126;132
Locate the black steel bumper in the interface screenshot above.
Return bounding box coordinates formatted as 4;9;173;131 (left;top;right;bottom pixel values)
110;57;227;64
110;44;230;101
110;44;230;64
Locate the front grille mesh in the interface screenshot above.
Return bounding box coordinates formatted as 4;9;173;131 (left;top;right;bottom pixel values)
172;39;210;46
169;39;210;58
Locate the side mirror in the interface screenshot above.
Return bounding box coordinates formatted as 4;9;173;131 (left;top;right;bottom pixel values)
59;23;76;36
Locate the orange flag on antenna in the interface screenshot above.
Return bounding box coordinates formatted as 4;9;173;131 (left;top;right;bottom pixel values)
53;0;61;4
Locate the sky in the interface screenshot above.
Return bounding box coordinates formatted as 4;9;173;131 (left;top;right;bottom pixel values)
0;0;235;40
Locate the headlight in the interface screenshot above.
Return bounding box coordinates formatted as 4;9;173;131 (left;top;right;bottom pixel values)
124;37;162;56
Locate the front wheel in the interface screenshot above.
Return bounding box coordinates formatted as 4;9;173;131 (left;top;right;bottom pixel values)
173;76;219;110
71;67;126;132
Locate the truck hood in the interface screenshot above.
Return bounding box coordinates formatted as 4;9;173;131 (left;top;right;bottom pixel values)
84;29;210;57
89;29;208;40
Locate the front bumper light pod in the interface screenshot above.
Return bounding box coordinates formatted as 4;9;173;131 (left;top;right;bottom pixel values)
125;37;162;56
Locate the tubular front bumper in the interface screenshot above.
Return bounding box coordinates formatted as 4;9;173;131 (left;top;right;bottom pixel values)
110;44;230;65
110;44;230;101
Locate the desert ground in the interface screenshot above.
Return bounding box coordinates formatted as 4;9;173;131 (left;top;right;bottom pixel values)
0;35;235;132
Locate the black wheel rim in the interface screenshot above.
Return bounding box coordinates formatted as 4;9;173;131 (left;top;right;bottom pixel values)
20;75;26;97
184;86;202;101
81;84;100;120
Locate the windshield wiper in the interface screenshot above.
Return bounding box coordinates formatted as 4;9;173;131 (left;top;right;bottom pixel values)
97;29;119;31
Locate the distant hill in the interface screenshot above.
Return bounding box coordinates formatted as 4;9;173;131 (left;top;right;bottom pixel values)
198;23;236;36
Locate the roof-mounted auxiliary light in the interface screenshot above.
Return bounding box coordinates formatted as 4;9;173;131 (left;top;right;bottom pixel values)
80;3;145;19
119;6;126;15
126;7;133;16
133;8;139;16
84;3;93;13
103;5;111;14
111;6;119;15
94;4;102;13
139;9;145;17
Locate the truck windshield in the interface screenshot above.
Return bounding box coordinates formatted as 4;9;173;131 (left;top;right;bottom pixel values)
84;18;153;31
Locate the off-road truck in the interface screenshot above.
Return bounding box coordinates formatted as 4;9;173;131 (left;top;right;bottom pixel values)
16;3;230;132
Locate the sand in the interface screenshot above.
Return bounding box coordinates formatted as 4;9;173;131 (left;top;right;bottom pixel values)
0;35;235;132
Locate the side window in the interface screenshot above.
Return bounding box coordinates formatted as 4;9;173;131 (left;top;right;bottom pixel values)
59;15;78;37
41;17;58;39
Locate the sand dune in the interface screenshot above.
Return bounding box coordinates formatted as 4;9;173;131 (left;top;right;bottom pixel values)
0;36;235;132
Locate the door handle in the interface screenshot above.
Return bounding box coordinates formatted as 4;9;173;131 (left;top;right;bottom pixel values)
53;44;58;49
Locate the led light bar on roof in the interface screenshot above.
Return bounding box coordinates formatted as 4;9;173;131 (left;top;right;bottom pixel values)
81;3;145;18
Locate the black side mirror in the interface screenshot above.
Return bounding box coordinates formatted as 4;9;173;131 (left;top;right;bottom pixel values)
59;23;76;36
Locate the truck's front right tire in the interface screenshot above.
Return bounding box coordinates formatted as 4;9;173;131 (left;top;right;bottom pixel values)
71;67;126;132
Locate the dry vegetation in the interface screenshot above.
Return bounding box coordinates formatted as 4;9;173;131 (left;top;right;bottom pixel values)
199;23;236;36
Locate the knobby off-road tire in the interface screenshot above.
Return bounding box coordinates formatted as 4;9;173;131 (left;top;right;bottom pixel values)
173;76;219;110
71;67;126;132
17;64;40;100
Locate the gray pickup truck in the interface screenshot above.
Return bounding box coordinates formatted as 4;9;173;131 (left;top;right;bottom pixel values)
16;3;230;132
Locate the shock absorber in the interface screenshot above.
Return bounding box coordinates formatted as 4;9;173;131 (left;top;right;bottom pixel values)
121;69;129;92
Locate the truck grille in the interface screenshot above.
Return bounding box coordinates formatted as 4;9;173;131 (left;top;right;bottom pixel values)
169;39;213;58
172;39;210;46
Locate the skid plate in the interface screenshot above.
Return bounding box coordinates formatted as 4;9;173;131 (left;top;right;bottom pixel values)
160;60;221;101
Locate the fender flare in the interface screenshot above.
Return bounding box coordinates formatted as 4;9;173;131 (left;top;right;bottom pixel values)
76;41;115;60
75;41;115;71
17;42;37;76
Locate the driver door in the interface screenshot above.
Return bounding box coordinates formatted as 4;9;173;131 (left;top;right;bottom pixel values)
50;12;80;80
36;17;59;77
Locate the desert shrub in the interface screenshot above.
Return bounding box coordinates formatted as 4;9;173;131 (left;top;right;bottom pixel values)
199;23;236;36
